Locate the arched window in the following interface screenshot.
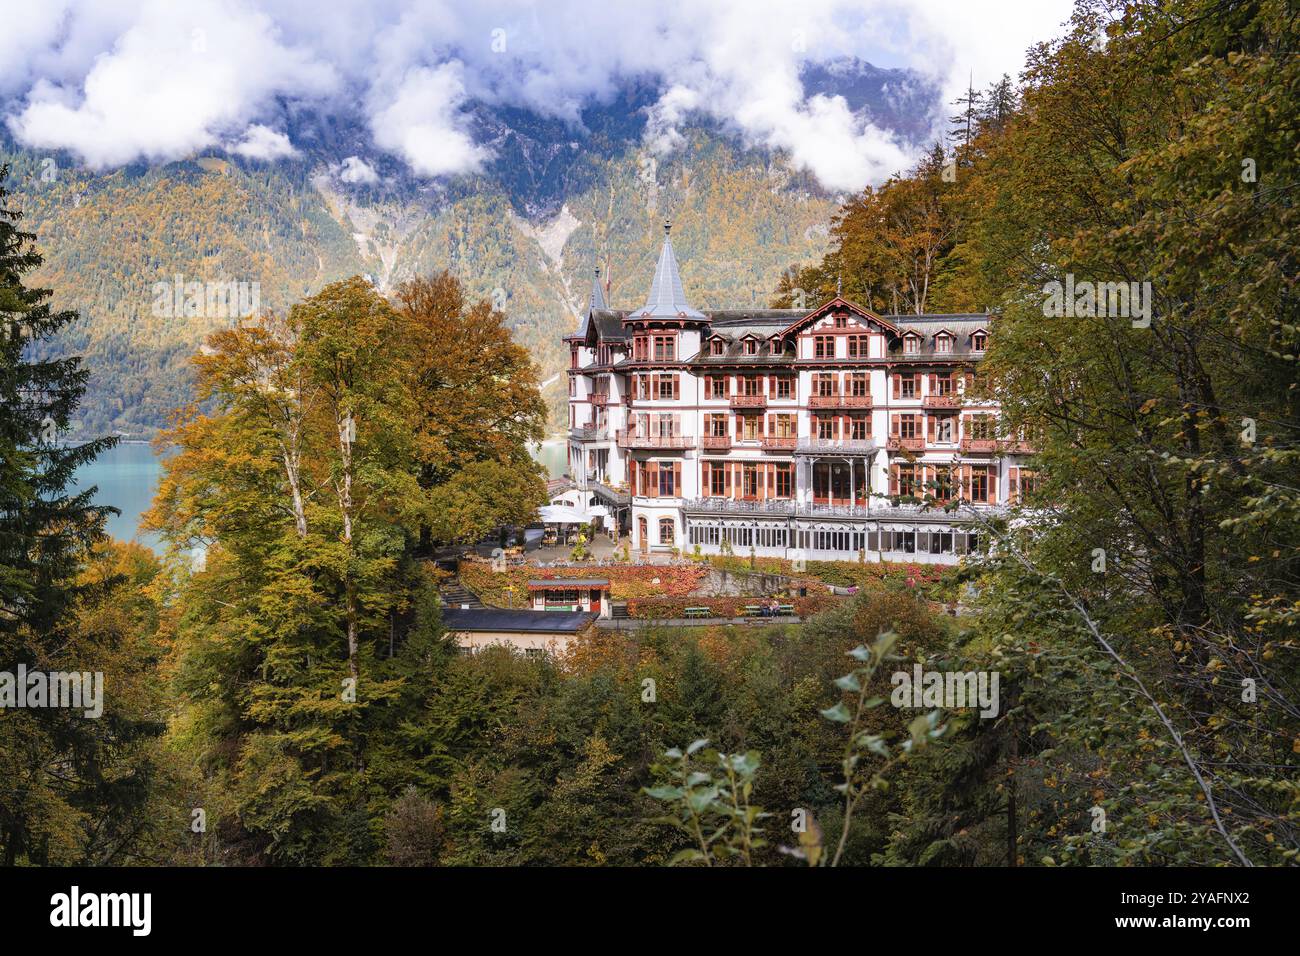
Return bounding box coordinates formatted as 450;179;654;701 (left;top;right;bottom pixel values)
659;518;675;545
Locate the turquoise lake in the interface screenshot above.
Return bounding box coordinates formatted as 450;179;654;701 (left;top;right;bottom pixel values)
74;439;570;550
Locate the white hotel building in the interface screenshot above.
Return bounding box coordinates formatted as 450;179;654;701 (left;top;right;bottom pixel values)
563;222;1035;565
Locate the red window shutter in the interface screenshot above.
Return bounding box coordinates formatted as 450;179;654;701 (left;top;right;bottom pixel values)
1008;466;1019;504
961;464;971;500
704;375;711;395
928;373;937;392
892;375;900;399
988;470;997;504
927;416;935;442
889;466;899;495
723;463;731;496
768;374;776;395
890;413;900;437
673;462;681;496
672;375;680;400
701;461;709;495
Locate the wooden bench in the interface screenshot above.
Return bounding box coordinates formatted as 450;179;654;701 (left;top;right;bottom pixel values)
743;605;764;617
683;606;711;619
777;604;795;616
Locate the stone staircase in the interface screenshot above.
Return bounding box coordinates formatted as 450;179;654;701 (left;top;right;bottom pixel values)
440;580;484;609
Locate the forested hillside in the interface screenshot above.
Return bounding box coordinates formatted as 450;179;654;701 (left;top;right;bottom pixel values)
0;60;931;437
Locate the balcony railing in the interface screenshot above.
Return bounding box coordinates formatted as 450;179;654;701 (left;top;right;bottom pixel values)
729;394;767;409
886;436;925;452
569;425;608;441
960;438;998;454
683;498;1010;521
795;438;879;455
760;435;798;451
616;430;693;450
923;393;963;411
998;440;1036;454
589;392;610;407
685;498;796;516
700;434;732;450
808;393;873;408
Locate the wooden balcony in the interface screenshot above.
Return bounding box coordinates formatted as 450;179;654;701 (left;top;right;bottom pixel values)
729;394;767;409
960;438;998;454
808;393;872;409
616;430;693;450
760;435;798;451
998;440;1037;454
569;425;608;442
700;434;732;450
589;392;610;407
923;394;963;411
887;436;926;452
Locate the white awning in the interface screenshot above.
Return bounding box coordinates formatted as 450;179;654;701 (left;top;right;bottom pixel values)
539;504;587;525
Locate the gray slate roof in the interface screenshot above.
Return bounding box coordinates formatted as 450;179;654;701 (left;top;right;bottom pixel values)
442;608;597;633
632;223;706;320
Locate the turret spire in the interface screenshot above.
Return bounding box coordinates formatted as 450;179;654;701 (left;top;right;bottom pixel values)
635;217;705;320
589;263;608;311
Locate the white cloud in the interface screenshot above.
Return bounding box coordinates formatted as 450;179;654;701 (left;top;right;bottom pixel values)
368;62;491;179
337;155;379;185
1;0;1076;189
230;124;298;160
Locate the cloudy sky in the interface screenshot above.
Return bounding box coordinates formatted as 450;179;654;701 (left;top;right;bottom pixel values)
0;0;1076;192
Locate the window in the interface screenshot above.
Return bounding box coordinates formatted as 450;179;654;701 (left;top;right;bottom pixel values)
742;415;762;441
657;375;676;400
775;377;793;399
933;416;954;443
899;374;917;399
935;333;952;353
933;374;955;396
710;377;727;399
966;414;995;440
653;334;676;361
709;466;726;496
772;414;796;438
892;464;920;498
815;374;836;397
658;467;677;496
903;334;920;354
633;336;648;361
931;467;955;504
741;375;761;396
743;338;758;355
834;314;848;328
775;465;792;498
972;331;987;352
708;414;729;437
897;414;919;439
659;518;675;544
816;416;835;440
814;335;835;358
848;372;868;397
850;416;869;440
969;466;990;503
847;334;868;357
742;464;759;498
711;338;725;356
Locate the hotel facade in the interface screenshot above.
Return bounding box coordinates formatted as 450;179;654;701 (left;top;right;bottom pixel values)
563;222;1033;565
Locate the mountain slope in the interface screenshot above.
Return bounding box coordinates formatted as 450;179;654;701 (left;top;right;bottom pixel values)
0;62;936;436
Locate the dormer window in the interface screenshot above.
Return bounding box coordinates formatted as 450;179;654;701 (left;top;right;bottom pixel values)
935;332;953;354
972;331;987;352
903;333;920;355
710;338;724;356
743;338;758;355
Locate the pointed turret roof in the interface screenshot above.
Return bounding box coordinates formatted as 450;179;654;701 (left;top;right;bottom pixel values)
634;218;706;320
589;264;608;311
